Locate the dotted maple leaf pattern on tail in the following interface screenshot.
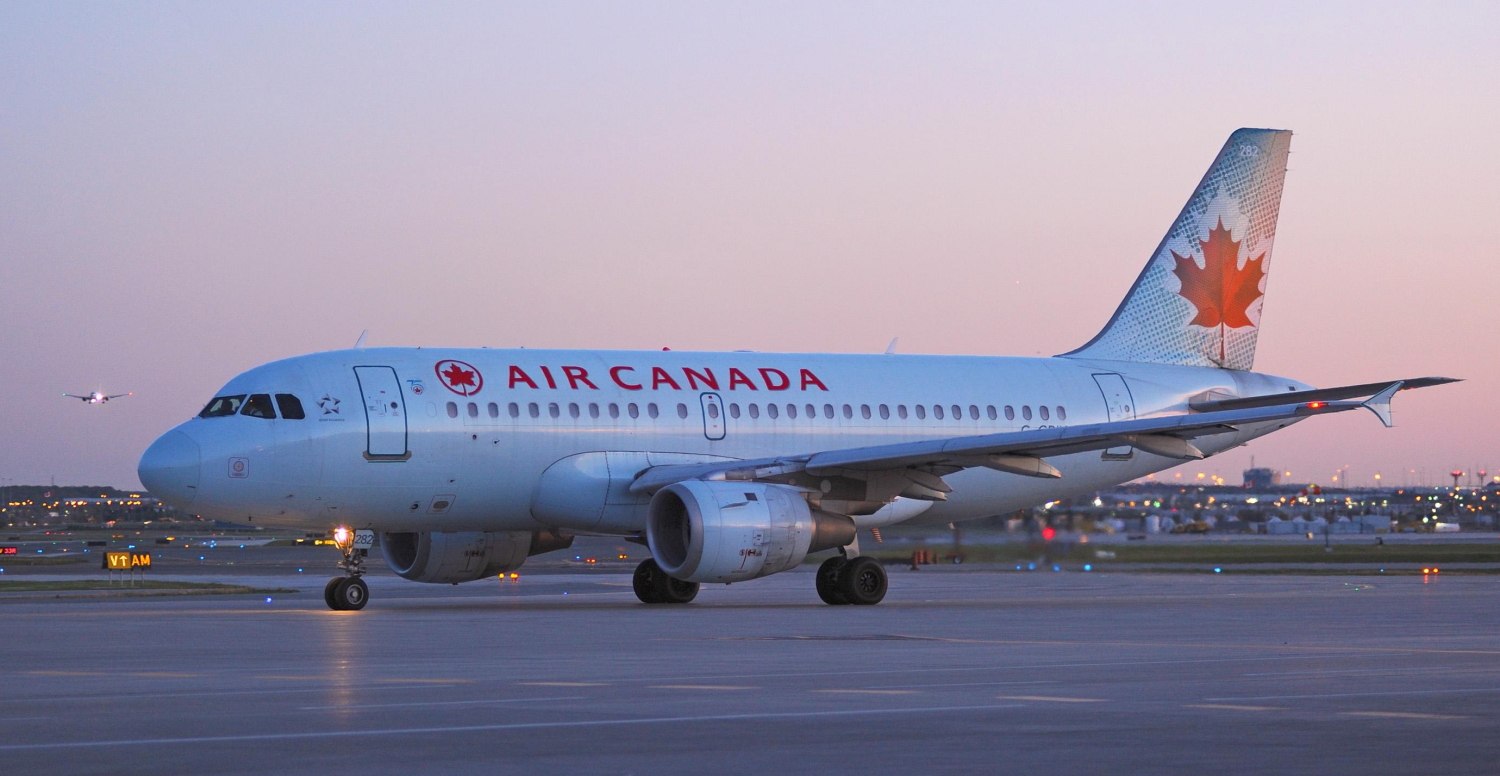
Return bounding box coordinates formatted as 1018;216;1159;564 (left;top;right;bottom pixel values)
1171;218;1266;364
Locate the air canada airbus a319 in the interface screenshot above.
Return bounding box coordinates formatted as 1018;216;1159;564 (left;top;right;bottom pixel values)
139;129;1455;611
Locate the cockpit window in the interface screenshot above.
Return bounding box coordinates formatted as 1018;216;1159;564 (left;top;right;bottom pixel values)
199;395;246;418
241;394;277;419
275;394;305;420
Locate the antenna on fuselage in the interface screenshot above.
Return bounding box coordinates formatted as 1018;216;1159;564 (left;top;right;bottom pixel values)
353;330;368;349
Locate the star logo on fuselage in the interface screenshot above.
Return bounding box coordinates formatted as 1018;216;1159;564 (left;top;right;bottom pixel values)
317;394;341;415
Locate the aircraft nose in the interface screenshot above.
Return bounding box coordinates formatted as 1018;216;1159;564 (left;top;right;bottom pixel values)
138;429;201;507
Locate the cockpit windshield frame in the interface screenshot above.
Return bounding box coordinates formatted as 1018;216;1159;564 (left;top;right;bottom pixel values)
198;395;247;418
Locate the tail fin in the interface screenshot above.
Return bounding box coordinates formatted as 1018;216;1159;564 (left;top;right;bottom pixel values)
1061;128;1292;371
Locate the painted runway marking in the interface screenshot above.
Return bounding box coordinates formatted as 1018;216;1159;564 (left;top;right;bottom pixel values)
0;704;1027;751
812;689;919;696
518;682;609;687
1338;711;1467;720
299;696;583;710
997;695;1106;703
878;680;1054;689
649;685;756;691
375;679;473;685
1184;704;1284;712
0;683;447;705
1206;687;1500;702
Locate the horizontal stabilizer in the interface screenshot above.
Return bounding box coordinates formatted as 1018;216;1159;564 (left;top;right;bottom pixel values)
1190;377;1459;413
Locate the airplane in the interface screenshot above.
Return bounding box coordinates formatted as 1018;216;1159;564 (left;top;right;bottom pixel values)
138;128;1457;612
64;391;133;404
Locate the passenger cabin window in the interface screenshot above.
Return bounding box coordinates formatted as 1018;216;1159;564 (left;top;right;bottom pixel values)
749;404;760;419
707;403;720;419
1039;405;1050;421
934;405;944;420
647;403;659;419
609;403;620;419
823;404;834;419
509;402;520;418
628;403;639;419
1022;405;1032;421
969;405;979;420
677;403;688;419
915;405;926;420
569;403;580;419
589;403;600;419
1057;406;1067;421
986;405;997;421
467;402;478;418
767;404;778;419
951;404;962;420
488;402;499;419
448;402;459;418
842;404;853;419
199;395;246;418
786;404;797;419
897;405;908;419
1005;405;1015;420
729;403;741;419
528;402;540;418
549;403;560;419
275;394;305;420
805;404;816;418
241;394;276;419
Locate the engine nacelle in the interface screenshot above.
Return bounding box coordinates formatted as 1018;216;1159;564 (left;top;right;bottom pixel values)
647;481;856;584
381;530;573;584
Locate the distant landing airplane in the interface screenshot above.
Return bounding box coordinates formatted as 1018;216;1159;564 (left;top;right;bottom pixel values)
64;391;133;404
139;128;1458;612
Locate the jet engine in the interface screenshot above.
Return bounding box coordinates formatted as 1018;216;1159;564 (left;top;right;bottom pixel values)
646;481;855;584
381;530;574;584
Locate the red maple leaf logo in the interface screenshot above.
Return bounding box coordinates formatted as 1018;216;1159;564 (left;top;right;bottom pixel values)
1171;217;1267;339
442;364;475;388
434;360;483;395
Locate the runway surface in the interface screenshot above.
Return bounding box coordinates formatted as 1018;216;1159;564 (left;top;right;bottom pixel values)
3;569;1498;775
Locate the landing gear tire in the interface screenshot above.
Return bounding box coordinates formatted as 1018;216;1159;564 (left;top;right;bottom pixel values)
838;556;887;606
330;577;369;611
323;578;342;610
816;556;850;605
633;558;700;604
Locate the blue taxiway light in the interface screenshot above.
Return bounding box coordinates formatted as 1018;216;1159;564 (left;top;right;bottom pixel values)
1214;567;1222;573
1083;564;1092;571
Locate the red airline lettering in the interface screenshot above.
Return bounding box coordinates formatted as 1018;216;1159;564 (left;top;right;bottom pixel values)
539;366;558;389
508;366;538;390
683;367;718;390
650;367;682;391
759;368;790;391
611;366;643;390
799;369;829;391
562;366;598;390
728;368;757;390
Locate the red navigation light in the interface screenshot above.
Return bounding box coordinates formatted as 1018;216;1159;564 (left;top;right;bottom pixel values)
1306;402;1325;409
1041;527;1056;541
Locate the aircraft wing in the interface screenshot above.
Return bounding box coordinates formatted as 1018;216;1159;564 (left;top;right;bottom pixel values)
629;379;1450;500
104;393;134;400
62;393;90;401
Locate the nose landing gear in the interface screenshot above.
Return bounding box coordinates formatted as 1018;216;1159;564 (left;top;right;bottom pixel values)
325;527;369;611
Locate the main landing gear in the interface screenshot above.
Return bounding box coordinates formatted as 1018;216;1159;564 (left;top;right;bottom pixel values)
325;527;369;611
633;558;700;604
816;554;888;606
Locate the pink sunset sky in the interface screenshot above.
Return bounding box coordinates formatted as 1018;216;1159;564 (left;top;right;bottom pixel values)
1;2;1496;489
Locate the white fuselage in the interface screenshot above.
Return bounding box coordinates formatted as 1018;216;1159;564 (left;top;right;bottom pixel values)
140;348;1310;534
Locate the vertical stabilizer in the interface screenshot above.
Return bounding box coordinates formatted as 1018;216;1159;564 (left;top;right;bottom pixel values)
1062;128;1292;370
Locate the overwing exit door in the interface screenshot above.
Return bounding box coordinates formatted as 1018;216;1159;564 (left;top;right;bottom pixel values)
354;366;409;460
700;393;725;440
1093;373;1136;459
